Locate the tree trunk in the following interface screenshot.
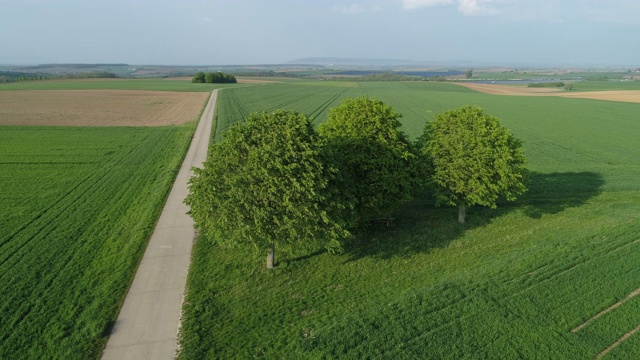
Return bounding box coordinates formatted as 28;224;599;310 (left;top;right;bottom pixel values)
458;203;466;224
266;244;275;269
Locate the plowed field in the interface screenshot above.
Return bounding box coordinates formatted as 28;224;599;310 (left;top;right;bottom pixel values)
0;90;209;126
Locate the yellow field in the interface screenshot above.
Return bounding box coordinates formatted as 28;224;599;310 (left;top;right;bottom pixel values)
0;90;209;126
457;83;640;103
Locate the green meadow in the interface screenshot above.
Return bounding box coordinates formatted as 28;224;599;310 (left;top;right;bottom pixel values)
0;78;237;92
0;125;197;359
179;81;640;358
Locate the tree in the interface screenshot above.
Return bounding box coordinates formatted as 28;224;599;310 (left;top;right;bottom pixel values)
185;110;348;269
422;105;527;223
465;69;473;79
318;97;419;227
192;72;205;83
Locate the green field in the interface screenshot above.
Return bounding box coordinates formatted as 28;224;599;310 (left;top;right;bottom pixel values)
0;78;239;92
0;124;196;358
179;81;640;358
570;80;640;92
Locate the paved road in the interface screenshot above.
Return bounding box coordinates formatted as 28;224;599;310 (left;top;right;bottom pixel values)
102;90;218;360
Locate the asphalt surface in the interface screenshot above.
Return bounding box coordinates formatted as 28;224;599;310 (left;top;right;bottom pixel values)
102;89;218;360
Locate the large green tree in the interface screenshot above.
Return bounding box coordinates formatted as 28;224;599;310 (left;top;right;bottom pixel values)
422;105;527;223
192;71;205;83
185;110;348;268
318;97;419;227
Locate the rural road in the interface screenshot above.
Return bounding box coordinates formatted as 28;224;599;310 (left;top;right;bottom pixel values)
102;89;218;360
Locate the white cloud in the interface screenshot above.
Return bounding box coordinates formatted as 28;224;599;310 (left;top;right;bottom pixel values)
201;16;212;23
457;0;500;15
333;4;366;14
403;0;454;10
403;0;505;16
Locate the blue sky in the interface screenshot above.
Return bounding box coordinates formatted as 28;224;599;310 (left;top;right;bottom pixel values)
1;0;638;66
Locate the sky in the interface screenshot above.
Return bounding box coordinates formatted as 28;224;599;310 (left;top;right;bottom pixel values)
1;0;639;67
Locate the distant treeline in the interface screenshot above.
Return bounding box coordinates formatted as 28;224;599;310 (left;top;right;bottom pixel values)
327;73;424;82
332;70;465;77
192;71;237;84
27;63;127;69
0;71;116;83
527;82;565;88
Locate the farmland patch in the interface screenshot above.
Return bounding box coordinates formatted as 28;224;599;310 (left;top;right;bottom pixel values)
179;80;640;359
0;90;209;126
458;83;640;103
0;125;195;358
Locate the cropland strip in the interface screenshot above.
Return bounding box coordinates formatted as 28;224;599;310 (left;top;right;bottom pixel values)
457;83;640;103
596;324;640;359
572;286;640;333
0;90;209;126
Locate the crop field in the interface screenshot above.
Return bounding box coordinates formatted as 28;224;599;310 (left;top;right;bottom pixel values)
457;83;640;104
0;90;209;126
0;78;238;92
0;124;197;358
179;81;640;358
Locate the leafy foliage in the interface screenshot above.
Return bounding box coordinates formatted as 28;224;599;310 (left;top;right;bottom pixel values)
423;105;527;221
192;71;237;84
465;69;473;79
186;110;349;265
527;81;565;88
318;97;419;227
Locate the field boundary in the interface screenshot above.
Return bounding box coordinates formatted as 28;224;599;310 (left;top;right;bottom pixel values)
101;90;217;359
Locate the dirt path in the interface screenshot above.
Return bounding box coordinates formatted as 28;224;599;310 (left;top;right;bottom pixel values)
101;89;218;360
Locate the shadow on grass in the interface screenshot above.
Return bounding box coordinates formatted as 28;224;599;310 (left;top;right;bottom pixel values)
344;171;604;261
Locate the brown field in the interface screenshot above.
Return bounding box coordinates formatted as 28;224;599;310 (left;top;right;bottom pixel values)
0;90;209;126
457;83;640;103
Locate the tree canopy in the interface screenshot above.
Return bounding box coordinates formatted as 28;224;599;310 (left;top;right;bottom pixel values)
318;97;419;227
192;71;237;84
422;105;527;223
185;110;348;268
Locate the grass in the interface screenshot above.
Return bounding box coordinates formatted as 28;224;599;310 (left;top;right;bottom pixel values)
179;81;640;358
0;78;241;92
0;124;196;358
570;80;640;92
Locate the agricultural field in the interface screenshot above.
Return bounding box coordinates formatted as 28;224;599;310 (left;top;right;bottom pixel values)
0;78;214;358
0;78;237;92
456;83;640;104
0;125;197;358
0;90;209;126
179;81;640;358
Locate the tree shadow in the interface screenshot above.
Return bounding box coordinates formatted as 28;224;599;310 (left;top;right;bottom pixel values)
343;171;604;262
519;171;605;219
